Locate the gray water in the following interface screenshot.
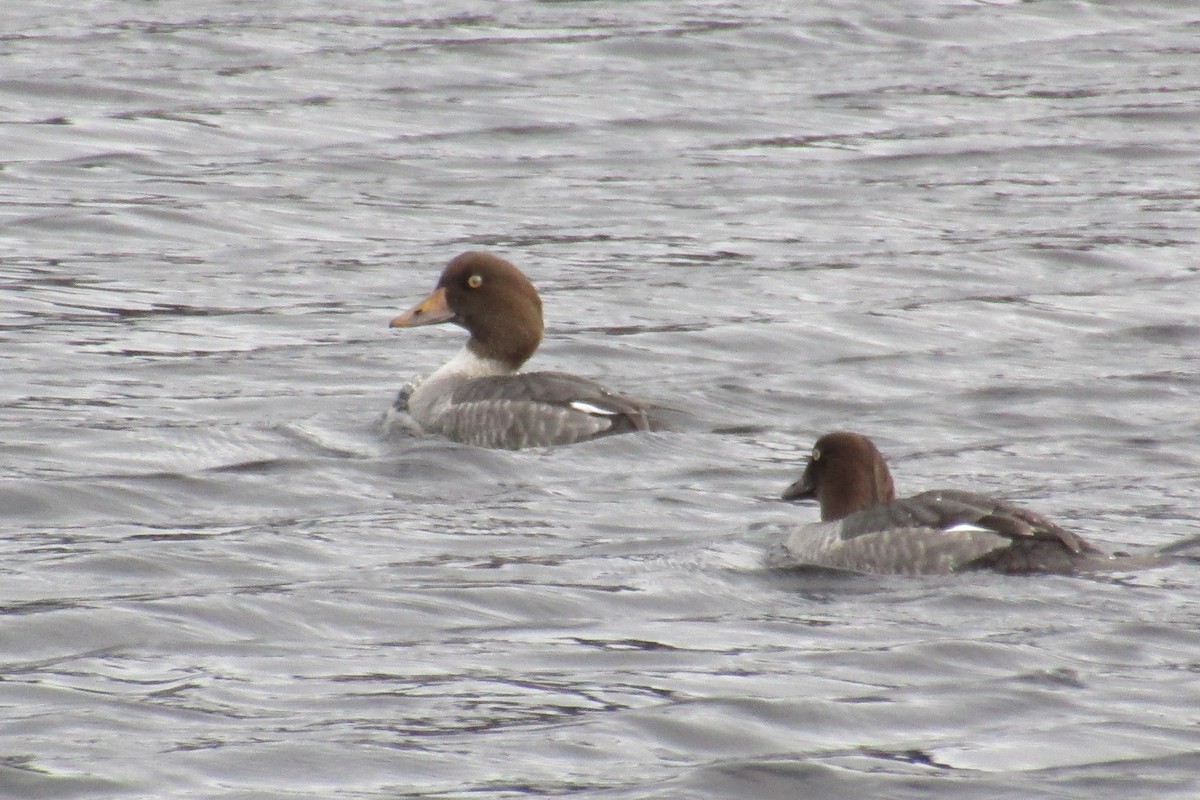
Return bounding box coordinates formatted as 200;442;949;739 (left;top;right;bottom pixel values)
3;1;1200;798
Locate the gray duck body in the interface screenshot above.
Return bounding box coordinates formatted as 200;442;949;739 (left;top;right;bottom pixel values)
387;252;653;450
774;432;1111;576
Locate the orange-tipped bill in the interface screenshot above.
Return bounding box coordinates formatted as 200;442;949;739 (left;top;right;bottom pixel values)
390;286;455;328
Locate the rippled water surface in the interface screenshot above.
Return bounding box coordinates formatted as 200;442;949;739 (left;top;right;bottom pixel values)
4;1;1200;797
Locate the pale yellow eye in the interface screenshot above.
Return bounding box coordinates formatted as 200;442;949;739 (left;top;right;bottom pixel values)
811;446;821;462
467;274;483;288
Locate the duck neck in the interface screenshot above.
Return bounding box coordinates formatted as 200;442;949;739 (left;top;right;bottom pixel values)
429;345;513;383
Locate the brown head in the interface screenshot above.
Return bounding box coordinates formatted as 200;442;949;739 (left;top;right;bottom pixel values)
781;431;897;521
390;251;544;370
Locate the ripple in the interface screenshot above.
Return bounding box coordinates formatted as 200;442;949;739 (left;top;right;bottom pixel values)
3;1;1199;797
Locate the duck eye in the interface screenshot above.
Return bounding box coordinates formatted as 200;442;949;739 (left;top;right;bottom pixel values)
467;274;483;289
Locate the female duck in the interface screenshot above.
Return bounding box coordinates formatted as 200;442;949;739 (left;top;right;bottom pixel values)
387;251;653;449
774;431;1112;575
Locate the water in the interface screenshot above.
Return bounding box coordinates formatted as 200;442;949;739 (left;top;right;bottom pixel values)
3;1;1200;797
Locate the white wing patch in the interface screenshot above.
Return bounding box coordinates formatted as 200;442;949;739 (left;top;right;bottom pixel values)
569;401;617;416
943;522;993;534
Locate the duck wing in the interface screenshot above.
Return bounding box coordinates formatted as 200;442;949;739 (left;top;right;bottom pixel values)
775;490;1104;575
436;371;651;449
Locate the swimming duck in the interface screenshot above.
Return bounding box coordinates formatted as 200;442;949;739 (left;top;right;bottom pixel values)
386;251;653;449
774;431;1112;575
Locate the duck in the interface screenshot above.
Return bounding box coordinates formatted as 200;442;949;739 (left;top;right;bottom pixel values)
771;431;1114;575
385;251;654;449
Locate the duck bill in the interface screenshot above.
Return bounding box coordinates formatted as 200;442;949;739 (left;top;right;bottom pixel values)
780;470;815;502
390;287;455;328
